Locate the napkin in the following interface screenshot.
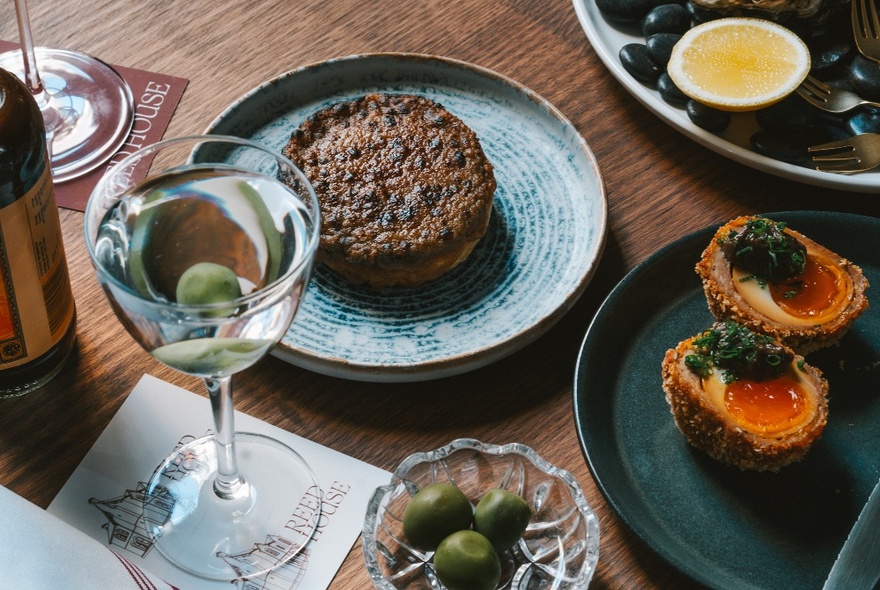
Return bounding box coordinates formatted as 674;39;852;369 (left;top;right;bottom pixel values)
0;484;176;589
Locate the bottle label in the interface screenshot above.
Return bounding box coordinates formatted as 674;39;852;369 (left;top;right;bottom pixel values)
0;165;75;368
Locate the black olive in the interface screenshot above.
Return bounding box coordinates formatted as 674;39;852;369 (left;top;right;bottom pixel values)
751;130;812;166
642;3;692;37
619;43;662;83
685;1;722;24
646;32;682;66
849;55;880;102
847;107;880;135
596;0;655;23
686;100;731;133
657;72;689;106
809;37;855;78
804;122;849;145
755;94;817;132
762;123;848;168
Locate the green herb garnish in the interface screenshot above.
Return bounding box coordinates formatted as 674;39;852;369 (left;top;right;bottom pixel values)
684;321;794;383
719;218;807;283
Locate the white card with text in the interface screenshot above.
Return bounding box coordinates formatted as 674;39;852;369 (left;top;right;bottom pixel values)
48;374;390;590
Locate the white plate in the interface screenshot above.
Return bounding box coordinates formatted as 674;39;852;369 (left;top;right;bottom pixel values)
206;53;607;382
572;0;880;193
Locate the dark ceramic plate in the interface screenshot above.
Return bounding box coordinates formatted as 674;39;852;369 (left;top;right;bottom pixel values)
574;211;880;590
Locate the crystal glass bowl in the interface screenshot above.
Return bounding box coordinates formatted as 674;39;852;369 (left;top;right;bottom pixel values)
363;439;600;589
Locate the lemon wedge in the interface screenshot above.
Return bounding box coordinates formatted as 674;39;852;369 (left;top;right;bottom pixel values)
667;17;810;112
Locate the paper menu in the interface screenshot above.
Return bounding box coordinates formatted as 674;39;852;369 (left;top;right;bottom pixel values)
48;374;391;590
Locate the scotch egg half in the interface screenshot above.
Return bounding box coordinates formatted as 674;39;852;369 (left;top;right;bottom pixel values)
697;216;869;354
662;333;829;471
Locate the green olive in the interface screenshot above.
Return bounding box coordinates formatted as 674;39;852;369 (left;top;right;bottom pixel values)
434;530;501;590
402;482;473;551
473;488;531;551
175;262;242;305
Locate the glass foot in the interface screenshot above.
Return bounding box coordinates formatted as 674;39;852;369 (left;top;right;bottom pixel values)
142;432;321;581
0;47;134;182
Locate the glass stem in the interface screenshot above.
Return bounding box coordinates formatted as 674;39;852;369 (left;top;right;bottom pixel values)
13;0;42;94
205;375;247;500
12;0;63;140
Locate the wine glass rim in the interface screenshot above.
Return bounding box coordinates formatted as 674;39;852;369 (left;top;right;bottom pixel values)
82;134;321;310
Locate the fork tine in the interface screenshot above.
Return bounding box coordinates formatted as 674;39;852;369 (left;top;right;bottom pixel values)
795;76;832;110
810;147;865;167
870;0;880;39
807;140;859;171
854;0;880;52
813;165;863;174
855;0;874;40
864;0;880;39
815;158;862;165
812;159;871;173
807;138;857;153
809;133;880;172
855;0;868;38
795;86;821;106
795;86;829;109
800;75;831;97
811;153;859;165
812;157;860;167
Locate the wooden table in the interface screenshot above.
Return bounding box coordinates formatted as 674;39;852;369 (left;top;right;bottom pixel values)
1;0;878;588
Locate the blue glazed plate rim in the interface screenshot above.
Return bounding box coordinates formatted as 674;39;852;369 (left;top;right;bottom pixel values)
205;53;607;382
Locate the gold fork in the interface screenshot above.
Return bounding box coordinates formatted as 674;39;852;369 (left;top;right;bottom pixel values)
853;0;880;64
795;75;880;113
808;133;880;173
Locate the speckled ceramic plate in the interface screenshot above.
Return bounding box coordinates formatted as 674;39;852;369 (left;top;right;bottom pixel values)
572;0;880;193
206;53;607;382
574;211;880;589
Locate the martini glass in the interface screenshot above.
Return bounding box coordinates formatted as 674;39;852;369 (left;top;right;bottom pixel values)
0;0;134;182
84;135;322;580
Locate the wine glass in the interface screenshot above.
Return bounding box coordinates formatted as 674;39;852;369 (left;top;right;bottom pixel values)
83;135;322;580
0;0;134;182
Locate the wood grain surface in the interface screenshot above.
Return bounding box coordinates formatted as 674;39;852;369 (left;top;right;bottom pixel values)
1;0;878;588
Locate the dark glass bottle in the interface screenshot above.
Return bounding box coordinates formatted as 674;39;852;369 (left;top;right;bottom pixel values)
0;67;76;397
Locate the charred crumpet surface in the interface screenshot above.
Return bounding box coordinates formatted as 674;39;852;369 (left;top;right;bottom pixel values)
283;93;496;290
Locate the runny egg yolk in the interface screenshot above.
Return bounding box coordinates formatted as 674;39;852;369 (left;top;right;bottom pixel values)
724;374;809;437
769;256;848;319
732;248;852;326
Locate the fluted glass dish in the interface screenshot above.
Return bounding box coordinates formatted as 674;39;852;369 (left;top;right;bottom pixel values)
363;439;600;589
